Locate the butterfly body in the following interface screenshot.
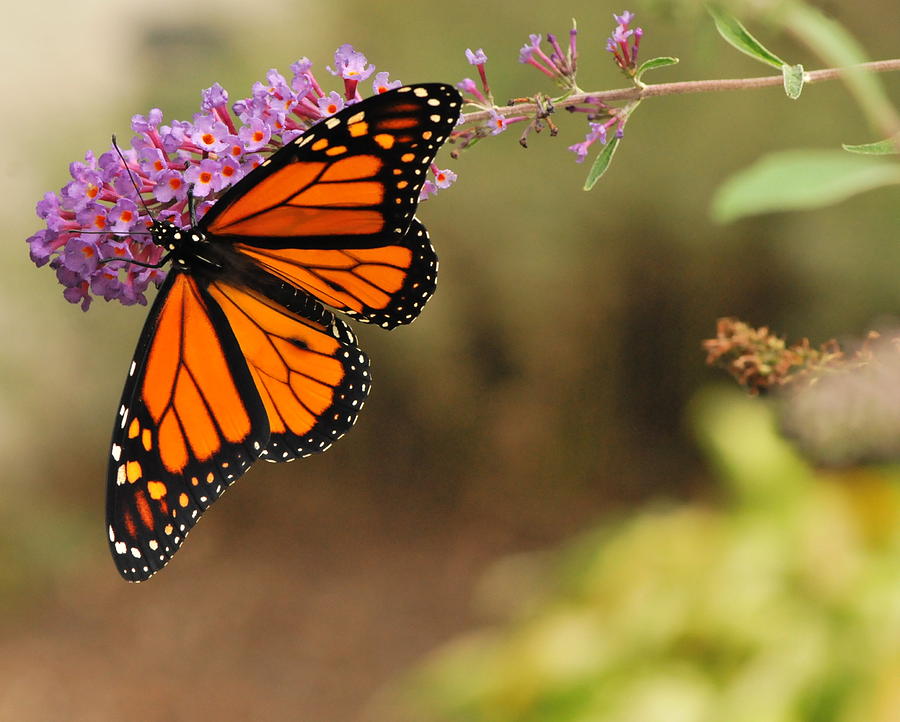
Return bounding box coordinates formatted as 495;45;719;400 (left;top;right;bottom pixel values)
106;84;461;581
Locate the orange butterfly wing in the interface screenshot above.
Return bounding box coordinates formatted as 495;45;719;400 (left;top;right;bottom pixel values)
198;84;460;328
206;278;370;462
106;271;268;581
107;271;369;581
231;218;437;329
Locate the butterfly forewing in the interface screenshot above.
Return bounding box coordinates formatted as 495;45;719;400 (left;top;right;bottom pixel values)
107;271;269;581
200;84;460;327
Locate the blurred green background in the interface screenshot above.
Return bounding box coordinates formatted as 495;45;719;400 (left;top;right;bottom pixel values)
1;0;898;719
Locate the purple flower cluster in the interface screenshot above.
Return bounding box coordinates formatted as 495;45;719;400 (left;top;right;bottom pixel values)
562;12;641;162
606;10;643;73
28;46;456;311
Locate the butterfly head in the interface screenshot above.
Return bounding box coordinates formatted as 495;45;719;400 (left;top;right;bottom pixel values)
148;219;213;270
149;220;188;251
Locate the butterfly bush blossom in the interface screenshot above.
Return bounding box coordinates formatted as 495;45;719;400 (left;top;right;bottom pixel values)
453;48;529;148
27;47;457;311
566;12;642;161
31;13;650;310
452;12;642;159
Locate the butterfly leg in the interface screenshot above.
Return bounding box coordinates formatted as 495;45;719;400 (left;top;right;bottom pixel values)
99;251;172;269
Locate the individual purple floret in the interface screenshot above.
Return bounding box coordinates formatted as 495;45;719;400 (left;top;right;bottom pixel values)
456;77;488;106
317;91;346;117
419;165;459;201
465;48;491;96
372;71;402;95
327;43;375;99
488;109;510;135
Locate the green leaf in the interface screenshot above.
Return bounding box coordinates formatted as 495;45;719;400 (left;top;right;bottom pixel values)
781;3;895;132
636;56;679;81
782;64;805;99
583;137;620;191
712;150;900;222
842;138;900;155
707;4;786;69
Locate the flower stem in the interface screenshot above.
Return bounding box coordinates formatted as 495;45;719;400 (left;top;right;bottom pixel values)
460;58;900;127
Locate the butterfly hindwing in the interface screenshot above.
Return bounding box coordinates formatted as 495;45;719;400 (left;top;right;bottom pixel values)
107;271;269;581
199;84;460;327
229;217;437;329
206;277;371;462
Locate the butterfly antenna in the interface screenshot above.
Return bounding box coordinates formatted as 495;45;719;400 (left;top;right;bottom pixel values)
96;136;163;267
111;134;155;221
80;228;150;236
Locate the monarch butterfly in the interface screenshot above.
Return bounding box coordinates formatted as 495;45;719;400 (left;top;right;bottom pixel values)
107;84;462;581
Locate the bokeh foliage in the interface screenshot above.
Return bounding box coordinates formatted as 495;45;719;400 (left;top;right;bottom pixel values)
402;390;900;722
